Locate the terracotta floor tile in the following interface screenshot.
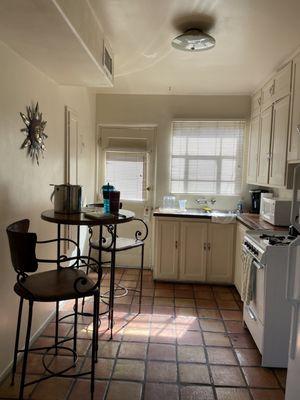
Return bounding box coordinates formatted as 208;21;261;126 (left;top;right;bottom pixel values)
203;332;231;347
150;328;177;344
174;316;200;331
196;299;218;309
217;300;240;310
155;282;174;290
154;297;175;307
148;343;176;361
207;347;238;365
250;389;285;399
68;379;107;400
154;289;174;298
214;292;235;300
106;381;142;400
221;310;243;321
0;373;39;399
144;383;179;400
174;283;192;291
224;321;248;333
274;368;287;388
174;289;194;298
235;348;262;366
175;298;195;307
181;385;215;400
194;291;214;300
198;308;222;319
242;367;279;388
42;322;72;338
97;341;120;358
47;355;84;376
200;319;226;332
229;333;256;348
16;353;52;375
216;387;251;400
82;357;114;379
31;377;73;400
177;330;203;345
211;365;246;386
175;307;197;317
177;345;206;363
178;363;211;384
153;306;175;316
118;342;147;359
113;359;145;381
147;361;177;382
143;288;155;296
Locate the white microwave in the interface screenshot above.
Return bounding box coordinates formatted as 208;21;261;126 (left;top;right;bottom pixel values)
260;197;292;226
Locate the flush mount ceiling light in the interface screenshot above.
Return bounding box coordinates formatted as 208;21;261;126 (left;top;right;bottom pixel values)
172;28;215;51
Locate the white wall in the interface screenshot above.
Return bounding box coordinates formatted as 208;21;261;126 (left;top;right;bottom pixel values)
96;93;251;210
0;41;96;378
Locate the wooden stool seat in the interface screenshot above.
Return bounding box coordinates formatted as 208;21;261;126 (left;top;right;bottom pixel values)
14;268;97;302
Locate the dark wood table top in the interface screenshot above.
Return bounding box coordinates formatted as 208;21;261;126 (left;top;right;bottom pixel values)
41;208;135;226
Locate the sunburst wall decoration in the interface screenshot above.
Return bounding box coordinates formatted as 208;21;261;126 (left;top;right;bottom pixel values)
20;102;47;165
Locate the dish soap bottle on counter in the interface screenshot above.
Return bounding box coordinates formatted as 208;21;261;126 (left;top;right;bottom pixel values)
102;183;115;213
236;200;243;214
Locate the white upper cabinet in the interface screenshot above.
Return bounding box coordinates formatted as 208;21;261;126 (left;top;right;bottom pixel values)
288;54;300;161
251;90;262;117
247;114;260;184
257;105;273;185
261;78;275;111
269;95;290;187
274;62;292;102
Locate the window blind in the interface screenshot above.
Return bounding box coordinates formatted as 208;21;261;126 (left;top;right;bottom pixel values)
171;120;245;195
105;151;147;201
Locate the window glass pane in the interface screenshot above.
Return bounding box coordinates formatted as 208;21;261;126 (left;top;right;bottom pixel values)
188;159;217;180
171;180;184;193
187;181;216;193
171;120;244;195
221;159;236;181
105;151;147;201
220;182;235;194
187;137;220;156
172;136;187;155
171;158;185;180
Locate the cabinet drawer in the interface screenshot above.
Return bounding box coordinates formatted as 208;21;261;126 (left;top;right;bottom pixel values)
244;304;264;353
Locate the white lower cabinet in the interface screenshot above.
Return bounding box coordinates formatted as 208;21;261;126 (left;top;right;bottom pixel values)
234;222;248;295
154;217;235;283
207;223;235;283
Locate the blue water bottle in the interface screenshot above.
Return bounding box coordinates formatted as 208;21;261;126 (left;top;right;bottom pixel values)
102;183;115;213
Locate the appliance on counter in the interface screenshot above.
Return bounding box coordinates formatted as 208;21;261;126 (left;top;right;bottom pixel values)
242;229;294;367
285;165;300;400
260;196;294;226
50;183;82;214
249;189;269;214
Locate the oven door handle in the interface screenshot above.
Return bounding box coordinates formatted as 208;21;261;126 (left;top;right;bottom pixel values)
253;259;264;270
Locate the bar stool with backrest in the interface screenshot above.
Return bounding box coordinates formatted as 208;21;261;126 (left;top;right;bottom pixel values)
82;204;148;314
6;219;101;400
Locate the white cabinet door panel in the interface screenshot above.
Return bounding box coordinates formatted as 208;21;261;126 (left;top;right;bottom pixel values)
247;115;260;184
257;105;272;185
179;221;207;281
288;55;300;161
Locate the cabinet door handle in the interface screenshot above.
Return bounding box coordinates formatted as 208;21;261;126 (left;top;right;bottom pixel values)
257;97;261;106
297;125;300;134
207;243;211;251
204;243;207;251
175;240;178;249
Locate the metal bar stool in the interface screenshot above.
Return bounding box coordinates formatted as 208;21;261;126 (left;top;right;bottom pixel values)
85;208;149;315
6;219;102;400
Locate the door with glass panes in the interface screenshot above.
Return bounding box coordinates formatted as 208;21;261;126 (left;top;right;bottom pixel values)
98;125;156;268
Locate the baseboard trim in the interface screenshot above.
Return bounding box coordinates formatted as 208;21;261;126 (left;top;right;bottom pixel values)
0;309;56;384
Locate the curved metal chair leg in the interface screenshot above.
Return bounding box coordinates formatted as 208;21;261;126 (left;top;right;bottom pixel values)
73;299;78;363
81;245;92;314
139;245;144;314
11;297;23;385
19;301;33;400
91;292;99;399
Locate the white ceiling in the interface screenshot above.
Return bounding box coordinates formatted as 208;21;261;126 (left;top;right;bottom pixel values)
89;0;300;95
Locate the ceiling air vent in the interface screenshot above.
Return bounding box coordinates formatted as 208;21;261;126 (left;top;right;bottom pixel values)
102;40;113;82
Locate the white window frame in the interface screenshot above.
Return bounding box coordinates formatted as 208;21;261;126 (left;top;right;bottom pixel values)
170;119;245;196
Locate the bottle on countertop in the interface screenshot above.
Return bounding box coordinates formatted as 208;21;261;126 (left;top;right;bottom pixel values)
102;183;115;213
236;200;243;214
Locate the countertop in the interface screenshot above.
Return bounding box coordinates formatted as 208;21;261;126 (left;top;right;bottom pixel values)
153;208;288;231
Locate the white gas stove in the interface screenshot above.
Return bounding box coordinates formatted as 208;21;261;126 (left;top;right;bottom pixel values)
242;229;294;367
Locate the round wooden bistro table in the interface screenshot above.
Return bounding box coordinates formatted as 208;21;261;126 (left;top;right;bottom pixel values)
41;208;135;340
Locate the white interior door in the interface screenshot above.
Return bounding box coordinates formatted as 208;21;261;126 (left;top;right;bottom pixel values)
98;125;156;269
